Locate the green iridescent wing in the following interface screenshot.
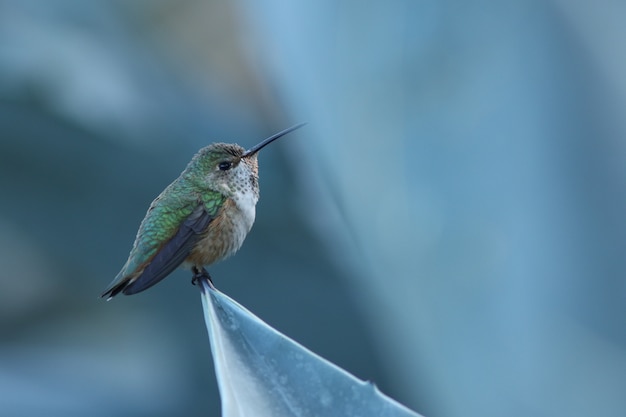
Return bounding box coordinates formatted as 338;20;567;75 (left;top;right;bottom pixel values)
101;187;225;298
120;203;212;295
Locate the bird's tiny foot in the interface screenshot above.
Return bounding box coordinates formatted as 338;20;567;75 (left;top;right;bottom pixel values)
191;266;216;289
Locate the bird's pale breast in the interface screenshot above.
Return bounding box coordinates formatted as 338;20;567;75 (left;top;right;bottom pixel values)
185;190;257;267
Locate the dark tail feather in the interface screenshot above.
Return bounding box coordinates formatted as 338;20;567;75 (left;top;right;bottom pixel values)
100;266;170;300
101;279;129;300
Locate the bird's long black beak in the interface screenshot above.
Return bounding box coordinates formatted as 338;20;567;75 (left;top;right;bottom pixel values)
242;123;306;158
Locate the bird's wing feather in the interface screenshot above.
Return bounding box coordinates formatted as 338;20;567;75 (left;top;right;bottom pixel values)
101;183;226;299
120;203;213;295
101;189;224;299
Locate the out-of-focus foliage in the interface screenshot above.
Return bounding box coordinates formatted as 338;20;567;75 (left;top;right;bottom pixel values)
200;280;422;417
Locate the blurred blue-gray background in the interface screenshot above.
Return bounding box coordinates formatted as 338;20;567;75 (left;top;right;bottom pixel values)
2;1;626;416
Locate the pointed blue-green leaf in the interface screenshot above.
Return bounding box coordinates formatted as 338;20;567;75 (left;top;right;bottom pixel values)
199;281;423;417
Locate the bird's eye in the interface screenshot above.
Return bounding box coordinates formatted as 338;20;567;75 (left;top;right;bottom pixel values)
218;161;232;171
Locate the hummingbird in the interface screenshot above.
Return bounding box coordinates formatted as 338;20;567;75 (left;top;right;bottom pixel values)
101;123;305;300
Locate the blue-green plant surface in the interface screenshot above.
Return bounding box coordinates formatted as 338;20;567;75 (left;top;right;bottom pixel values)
200;280;422;417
